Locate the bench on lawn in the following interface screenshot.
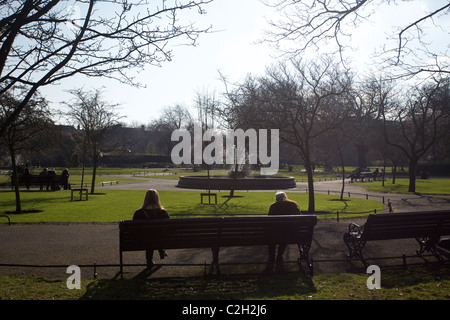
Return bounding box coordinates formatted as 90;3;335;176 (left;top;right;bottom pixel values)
101;180;119;186
119;215;317;276
343;210;450;266
348;171;374;183
14;174;68;189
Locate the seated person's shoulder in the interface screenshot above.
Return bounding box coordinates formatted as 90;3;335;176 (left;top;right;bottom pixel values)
269;199;300;215
132;209;147;220
160;208;170;218
133;208;170;220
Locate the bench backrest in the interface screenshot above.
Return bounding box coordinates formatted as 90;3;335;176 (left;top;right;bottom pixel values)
119;215;317;251
120;217;221;251
218;215;317;247
17;175;68;183
363;210;450;241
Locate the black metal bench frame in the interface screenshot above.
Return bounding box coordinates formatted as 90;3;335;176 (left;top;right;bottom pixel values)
119;215;317;276
343;210;450;266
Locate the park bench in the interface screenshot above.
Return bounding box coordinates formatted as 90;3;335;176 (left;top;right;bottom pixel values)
119;215;317;276
14;174;68;189
343;210;450;266
348;171;374;182
101;180;119;186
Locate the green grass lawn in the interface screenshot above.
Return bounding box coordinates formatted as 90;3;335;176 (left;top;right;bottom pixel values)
0;265;448;300
0;190;384;223
356;178;450;195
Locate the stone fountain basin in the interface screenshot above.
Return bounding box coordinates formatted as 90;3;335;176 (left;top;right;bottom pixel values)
176;175;296;190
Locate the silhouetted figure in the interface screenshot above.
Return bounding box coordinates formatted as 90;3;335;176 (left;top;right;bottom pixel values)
23;166;31;190
61;168;70;190
39;168;48;191
47;168;56;190
267;192;301;270
133;189;170;268
373;168;379;181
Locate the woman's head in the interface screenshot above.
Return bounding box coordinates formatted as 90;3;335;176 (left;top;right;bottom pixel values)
142;189;162;210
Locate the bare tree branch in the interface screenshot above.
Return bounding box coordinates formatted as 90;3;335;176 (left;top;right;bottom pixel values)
261;0;449;80
0;0;214;136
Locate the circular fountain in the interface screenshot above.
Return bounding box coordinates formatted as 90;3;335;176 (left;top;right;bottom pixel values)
176;175;296;190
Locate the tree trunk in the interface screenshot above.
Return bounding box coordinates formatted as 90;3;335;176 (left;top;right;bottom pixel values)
408;158;418;193
392;165;397;184
80;139;87;201
356;144;368;169
304;155;315;214
340;164;345;201
335;136;345;201
91;159;97;195
10;149;22;214
91;151;98;195
229;162;238;198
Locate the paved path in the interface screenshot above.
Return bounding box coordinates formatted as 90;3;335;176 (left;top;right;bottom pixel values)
0;176;449;280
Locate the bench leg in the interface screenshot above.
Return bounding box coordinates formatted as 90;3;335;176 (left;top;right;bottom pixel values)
297;243;311;262
211;246;219;266
297;243;314;277
415;237;443;261
343;233;367;265
119;250;123;277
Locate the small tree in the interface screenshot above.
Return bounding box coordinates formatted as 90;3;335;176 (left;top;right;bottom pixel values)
66;88;123;194
382;78;449;192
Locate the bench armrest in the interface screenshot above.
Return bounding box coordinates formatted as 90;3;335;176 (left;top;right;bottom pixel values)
348;222;364;238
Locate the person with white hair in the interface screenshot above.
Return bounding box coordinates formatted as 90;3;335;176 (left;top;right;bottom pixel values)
267;192;301;269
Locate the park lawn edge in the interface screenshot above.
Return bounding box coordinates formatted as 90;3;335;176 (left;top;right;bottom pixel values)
0;189;385;223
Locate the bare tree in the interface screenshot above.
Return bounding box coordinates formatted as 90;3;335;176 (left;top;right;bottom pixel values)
226;57;353;213
0;0;214;136
65;87;123;195
1;90;53;213
195;89;220;131
148;104;194;155
262;0;449;80
346;76;395;168
161;104;194;131
382;77;449;192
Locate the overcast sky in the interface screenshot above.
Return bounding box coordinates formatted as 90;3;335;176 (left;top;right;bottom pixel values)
43;0;449;127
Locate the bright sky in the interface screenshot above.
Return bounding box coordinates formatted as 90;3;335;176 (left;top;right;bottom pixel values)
42;0;449;126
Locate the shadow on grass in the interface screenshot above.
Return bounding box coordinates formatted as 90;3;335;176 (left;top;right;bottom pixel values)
173;200;265;218
5;209;43;214
380;264;450;289
80;270;316;300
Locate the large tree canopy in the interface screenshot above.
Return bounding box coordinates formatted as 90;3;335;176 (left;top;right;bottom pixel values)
0;0;213;135
262;0;449;80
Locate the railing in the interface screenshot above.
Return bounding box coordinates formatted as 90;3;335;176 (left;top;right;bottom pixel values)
0;214;10;226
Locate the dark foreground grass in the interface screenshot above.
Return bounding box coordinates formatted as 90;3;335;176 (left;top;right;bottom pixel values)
0;265;448;300
0;190;384;223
